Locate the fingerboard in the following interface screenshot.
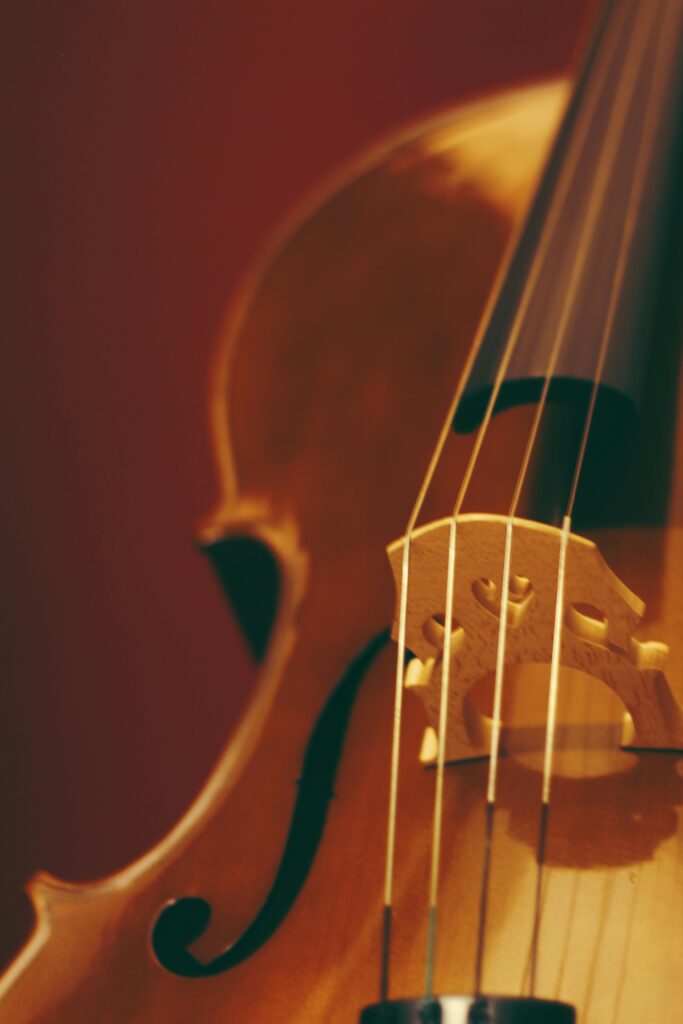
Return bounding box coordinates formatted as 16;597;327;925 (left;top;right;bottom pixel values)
455;0;683;433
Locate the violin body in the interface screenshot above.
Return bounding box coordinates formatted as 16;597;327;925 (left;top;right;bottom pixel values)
2;78;682;1023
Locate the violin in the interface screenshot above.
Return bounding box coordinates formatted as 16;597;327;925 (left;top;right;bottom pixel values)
2;0;683;1020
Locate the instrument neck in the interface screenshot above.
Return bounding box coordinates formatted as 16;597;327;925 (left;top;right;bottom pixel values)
456;0;683;437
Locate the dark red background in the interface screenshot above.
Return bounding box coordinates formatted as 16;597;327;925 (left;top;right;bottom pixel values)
0;0;593;969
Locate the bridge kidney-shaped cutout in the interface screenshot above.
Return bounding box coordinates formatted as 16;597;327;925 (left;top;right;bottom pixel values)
422;613;465;654
566;602;608;645
472;572;534;627
387;514;683;763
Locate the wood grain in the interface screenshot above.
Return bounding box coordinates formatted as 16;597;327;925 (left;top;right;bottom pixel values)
388;514;683;762
0;77;681;1024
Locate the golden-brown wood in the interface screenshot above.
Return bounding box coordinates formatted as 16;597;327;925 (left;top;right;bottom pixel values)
0;78;681;1024
388;514;683;762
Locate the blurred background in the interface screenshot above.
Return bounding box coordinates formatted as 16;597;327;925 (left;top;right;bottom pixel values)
0;0;593;969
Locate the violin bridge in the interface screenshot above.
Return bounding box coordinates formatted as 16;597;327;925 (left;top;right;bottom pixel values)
386;514;683;764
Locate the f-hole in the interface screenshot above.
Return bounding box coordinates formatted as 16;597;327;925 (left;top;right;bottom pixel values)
202;534;280;661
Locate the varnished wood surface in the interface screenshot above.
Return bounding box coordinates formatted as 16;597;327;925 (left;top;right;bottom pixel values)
389;514;683;763
1;79;682;1023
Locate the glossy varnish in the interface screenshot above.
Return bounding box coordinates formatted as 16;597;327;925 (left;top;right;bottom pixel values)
0;79;682;1023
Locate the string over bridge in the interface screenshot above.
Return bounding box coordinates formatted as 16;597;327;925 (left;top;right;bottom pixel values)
387;515;683;764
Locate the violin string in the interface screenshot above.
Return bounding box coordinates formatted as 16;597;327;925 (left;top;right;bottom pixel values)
377;30;609;998
380;250;532;1003
529;0;681;995
381;0;647;999
472;0;660;995
422;0;638;998
565;3;681;521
